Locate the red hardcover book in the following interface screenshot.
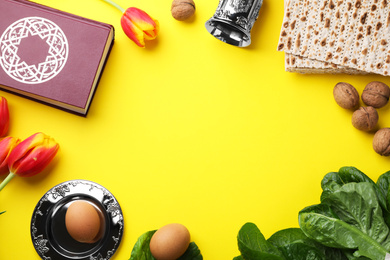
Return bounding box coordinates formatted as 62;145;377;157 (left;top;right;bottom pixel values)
0;0;114;116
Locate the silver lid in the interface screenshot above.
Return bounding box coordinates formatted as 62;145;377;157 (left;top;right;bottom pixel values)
205;0;263;47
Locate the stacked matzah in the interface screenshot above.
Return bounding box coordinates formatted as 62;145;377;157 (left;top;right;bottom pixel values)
278;0;390;75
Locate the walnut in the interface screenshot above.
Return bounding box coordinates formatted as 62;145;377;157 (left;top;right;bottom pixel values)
373;128;390;156
362;81;390;108
171;0;196;21
333;82;360;110
351;106;378;131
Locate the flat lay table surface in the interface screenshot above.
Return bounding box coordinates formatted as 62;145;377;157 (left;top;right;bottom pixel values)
1;0;390;259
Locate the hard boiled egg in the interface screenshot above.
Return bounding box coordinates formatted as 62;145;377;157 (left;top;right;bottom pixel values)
65;200;102;243
149;223;191;260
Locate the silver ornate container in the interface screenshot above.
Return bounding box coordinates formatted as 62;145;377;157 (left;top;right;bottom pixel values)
205;0;263;47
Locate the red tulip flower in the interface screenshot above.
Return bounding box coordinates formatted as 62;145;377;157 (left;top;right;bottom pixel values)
0;133;59;191
0;137;20;175
121;7;159;47
9;132;59;177
0;97;9;137
102;0;159;47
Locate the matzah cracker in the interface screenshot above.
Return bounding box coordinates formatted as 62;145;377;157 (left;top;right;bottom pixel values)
285;53;367;74
282;0;365;74
278;0;390;76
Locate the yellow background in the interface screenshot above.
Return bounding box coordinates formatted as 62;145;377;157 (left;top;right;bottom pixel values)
1;0;390;259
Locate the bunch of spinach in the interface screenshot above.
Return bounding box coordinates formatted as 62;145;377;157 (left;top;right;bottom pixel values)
235;167;390;260
129;230;203;260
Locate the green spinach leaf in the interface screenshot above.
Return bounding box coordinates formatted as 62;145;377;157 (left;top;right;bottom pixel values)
268;228;347;260
339;167;388;213
237;222;284;260
377;171;390;209
178;242;203;260
342;250;371;260
376;171;390;227
321;167;390;228
129;230;157;260
235;223;348;260
338;167;376;184
299;182;390;260
322;167;388;213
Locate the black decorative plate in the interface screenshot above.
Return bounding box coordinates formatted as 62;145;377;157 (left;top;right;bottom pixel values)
31;180;124;260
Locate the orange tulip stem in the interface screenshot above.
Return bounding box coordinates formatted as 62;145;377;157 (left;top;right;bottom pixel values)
101;0;125;13
0;172;15;192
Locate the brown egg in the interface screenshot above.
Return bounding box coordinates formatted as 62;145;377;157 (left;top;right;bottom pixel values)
149;223;190;260
65;200;102;243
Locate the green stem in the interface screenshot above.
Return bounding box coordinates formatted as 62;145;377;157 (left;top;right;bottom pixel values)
0;172;15;192
101;0;125;13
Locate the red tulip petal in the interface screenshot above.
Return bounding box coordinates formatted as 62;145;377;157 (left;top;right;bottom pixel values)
0;97;9;137
121;15;145;47
8;133;59;177
126;7;157;27
8;133;44;163
0;137;19;175
11;145;58;177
